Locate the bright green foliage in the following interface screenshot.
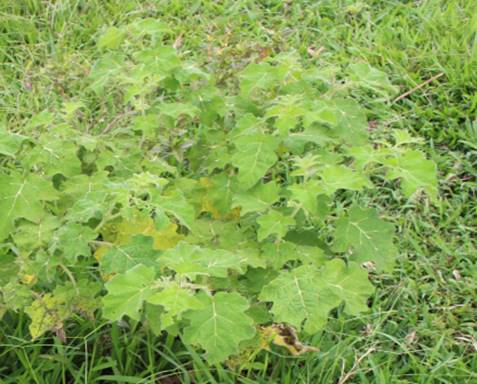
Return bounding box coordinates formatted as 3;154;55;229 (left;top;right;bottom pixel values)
13;215;60;251
256;210;296;241
231;134;279;190
0;173;58;240
239;63;278;95
333;206;397;271
348;63;399;96
183;292;256;363
98;26;125;50
159;242;243;280
151;190;196;230
232;182;280;216
102;265;156;321
259;260;374;333
261;241;326;269
318;260;375;316
383;149;438;202
319;165;372;195
0;29;440;364
100;235;161;273
54;223;97;263
147;282;202;329
0;130;27;157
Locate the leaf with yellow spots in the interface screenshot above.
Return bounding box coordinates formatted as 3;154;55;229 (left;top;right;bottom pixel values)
99;215;183;252
25;294;69;339
198;174;242;220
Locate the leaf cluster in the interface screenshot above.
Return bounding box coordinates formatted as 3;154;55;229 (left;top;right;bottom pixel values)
0;22;438;363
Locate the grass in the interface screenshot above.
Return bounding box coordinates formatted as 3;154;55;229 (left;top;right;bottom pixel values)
0;0;476;383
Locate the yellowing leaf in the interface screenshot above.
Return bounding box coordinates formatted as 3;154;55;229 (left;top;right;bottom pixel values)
152;223;184;250
109;216;183;251
259;324;319;355
25;294;68;339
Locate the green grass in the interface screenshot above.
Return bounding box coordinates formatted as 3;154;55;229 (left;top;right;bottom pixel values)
0;0;476;383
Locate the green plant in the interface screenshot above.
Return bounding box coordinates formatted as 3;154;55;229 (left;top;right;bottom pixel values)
0;20;439;364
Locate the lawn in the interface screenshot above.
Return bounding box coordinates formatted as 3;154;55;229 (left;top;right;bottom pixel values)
0;1;476;383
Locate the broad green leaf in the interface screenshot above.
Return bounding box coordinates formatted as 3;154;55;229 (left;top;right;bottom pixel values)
66;191;112;223
22;138;82;177
144;303;164;336
98;26;125;49
330;99;368;145
183;292;256;362
265;95;306;134
185;220;264;268
333;206;397;271
319;165;372;195
128;18;171;37
232;182;280;216
53;223;96;263
88;52;126;92
1;281;33;312
228;113;263;141
159;102;200;120
383;149;438;202
13;215;60;251
259;264;339;333
147;283;202;328
102;264;156;321
152;189;196;230
0;131;27;157
260;260;373;333
232;134;279;190
62;172;110;198
347;145;385;170
241;267;279;294
261;241;326;269
133;46;181;76
318;259;375;315
393;130;423;146
303;100;338;127
0;252;18;286
0;173;58;241
348;63;398;97
287;181;323;216
131;114;159;138
100;235;161;274
293;100;368;145
160;242;243;280
239;62;278;95
110;216;183;251
256;210;296;242
53;280;102;319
